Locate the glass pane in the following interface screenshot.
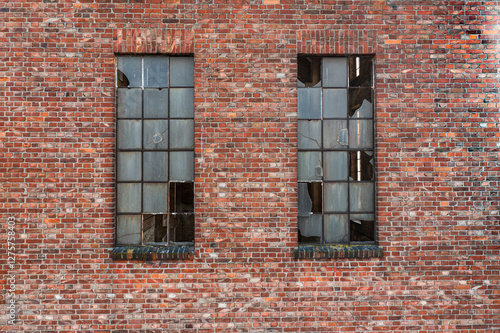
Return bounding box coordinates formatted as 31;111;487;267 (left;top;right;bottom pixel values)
170;119;194;149
144;56;169;88
323;119;347;149
117;183;141;213
350;215;375;242
117;88;142;118
169;182;194;213
349;56;372;87
349;183;375;212
143;152;168;182
324;214;348;243
297;151;322;181
297;120;321;149
349;88;372;118
144;89;168;118
324;182;348;212
322;57;347;88
170;151;194;181
170;88;194;118
170;57;194;87
349;120;373;149
298;214;322;244
323;89;347;118
143;183;168;213
117;57;142;87
117;120;142;149
116;215;142;245
324;151;348;181
349;151;374;181
143;120;169;150
117;152;141;181
298;88;321;119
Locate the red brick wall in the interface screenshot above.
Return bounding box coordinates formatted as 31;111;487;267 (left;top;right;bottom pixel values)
1;0;498;332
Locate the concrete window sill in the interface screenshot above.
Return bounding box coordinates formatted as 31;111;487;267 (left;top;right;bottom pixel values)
294;244;383;259
111;246;194;261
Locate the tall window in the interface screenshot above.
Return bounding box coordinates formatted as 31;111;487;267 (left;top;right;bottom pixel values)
116;56;194;246
297;55;375;244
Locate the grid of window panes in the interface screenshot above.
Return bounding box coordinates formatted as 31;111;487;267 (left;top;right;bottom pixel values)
116;56;194;246
297;56;375;244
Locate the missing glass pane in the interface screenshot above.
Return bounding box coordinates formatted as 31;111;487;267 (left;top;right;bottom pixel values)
349;151;373;181
169;182;194;213
349;56;373;87
350;216;374;242
298;56;321;87
143;214;168;243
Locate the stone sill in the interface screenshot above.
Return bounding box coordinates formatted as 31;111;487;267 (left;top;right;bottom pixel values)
111;246;194;261
294;244;383;259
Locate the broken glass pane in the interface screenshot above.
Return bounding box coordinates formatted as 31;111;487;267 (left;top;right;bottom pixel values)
349;120;373;149
297;151;322;181
143;120;169;150
324;214;348;243
349;88;372;118
117;183;142;213
350;215;375;242
323;120;347;149
143;151;168;182
349;183;374;212
170;88;194;118
117;88;142;118
297;88;321;119
169;182;194;213
143;183;169;213
324;151;348;181
117;152;142;182
298;183;312;217
170;119;194;149
117;120;142;149
349;56;372;87
349;151;374;181
144;56;169;88
298;182;322;217
324;182;348;212
117;57;142;87
143;89;168;118
297;120;321;149
170;57;194;87
116;215;142;245
323;89;348;118
170;151;194;181
298;214;322;244
322;57;347;88
297;56;321;88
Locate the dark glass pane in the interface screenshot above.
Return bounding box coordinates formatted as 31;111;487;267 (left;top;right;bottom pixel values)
116;215;142;245
297;151;322;181
170;119;194;149
117;57;142;87
170;57;194;87
323;120;348;149
117;88;142;118
324;182;348;212
350;215;375;242
297;88;321;119
349;183;375;212
324;214;349;243
349;56;373;87
322;57;347;88
116;183;141;213
143;152;168;182
298;120;321;149
170;151;194;181
144;89;168;118
349;151;374;181
323;89;347;118
117;152;142;181
144;57;169;88
143;120;169;150
298;214;322;244
170;88;194;118
324;151;348;181
349;120;373;149
349;88;372;118
143;183;168;213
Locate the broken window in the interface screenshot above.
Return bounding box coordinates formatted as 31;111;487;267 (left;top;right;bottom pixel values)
297;55;375;245
116;56;195;246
